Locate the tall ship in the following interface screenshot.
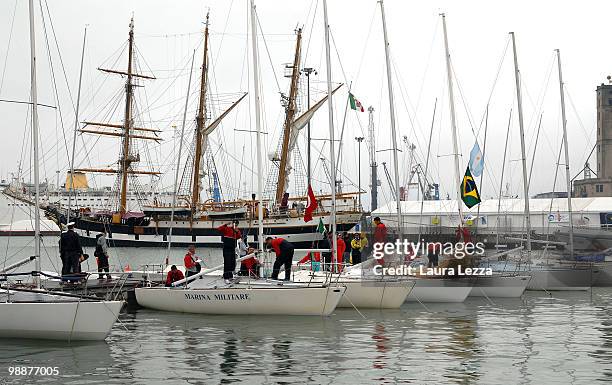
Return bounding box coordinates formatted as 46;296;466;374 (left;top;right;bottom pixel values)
45;16;360;247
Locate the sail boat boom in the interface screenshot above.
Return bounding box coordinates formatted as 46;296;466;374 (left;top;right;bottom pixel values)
291;84;342;132
203;93;248;136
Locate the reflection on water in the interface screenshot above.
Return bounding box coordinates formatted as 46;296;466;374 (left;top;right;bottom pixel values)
2;290;612;383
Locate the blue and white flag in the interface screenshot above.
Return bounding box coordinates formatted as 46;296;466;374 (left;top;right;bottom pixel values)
469;142;484;177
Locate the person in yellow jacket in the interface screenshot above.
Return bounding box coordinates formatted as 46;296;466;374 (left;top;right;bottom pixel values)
350;232;368;265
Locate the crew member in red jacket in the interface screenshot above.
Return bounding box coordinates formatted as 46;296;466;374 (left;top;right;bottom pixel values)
265;236;295;281
184;244;201;278
373;217;388;244
218;220;242;282
166;265;185;287
336;233;346;272
373;217;388;265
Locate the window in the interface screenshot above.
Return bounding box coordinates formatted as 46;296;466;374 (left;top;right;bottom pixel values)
608;98;612;106
596;184;604;193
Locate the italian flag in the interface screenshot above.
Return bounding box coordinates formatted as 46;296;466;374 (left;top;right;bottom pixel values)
349;93;364;112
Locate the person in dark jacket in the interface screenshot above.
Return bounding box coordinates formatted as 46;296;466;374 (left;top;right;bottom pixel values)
265;237;294;281
319;232;332;271
342;232;351;264
95;232;111;280
59;223;83;279
218;220;241;283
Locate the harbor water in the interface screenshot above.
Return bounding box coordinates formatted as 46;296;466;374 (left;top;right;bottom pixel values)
2;239;612;384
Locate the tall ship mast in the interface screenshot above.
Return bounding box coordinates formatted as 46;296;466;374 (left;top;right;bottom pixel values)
74;18;160;215
275;29;303;204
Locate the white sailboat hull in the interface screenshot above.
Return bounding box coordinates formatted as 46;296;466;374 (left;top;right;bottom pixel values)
406;278;472;303
291;270;412;309
526;268;592;291
0;300;123;341
135;285;346;316
468;275;531;298
337;282;411;308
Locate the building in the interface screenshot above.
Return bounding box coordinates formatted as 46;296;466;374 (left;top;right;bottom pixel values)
533;191;568;199
373;197;612;236
573;79;612;197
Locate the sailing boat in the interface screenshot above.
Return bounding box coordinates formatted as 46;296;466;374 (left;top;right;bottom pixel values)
0;1;122;341
59;14;360;248
436;14;530;298
288;0;414;309
367;3;471;304
134;1;346;317
511;42;591;291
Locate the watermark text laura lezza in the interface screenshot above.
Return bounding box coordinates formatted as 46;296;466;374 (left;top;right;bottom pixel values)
372;264;493;277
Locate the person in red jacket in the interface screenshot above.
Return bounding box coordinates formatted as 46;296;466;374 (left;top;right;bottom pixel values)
265;236;295;281
218;220;241;282
335;233;346;272
373;217;388;244
184;244;201;278
373;217;388;266
166;265;185;287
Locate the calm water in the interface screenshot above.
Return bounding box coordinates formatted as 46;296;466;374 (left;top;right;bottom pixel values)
2;238;612;384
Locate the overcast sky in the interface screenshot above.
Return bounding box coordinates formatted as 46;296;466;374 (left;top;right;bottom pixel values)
0;0;610;210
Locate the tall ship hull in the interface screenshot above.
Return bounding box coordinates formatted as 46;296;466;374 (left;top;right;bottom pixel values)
70;209;361;248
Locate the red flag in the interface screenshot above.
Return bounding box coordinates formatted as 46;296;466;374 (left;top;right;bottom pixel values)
304;184;318;222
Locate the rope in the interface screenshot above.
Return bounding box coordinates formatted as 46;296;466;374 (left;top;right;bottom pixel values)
0;0;17;96
68;298;81;343
254;10;282;94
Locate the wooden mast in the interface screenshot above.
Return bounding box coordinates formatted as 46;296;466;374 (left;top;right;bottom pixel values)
75;18;159;211
119;18;135;214
275;29;302;203
191;13;210;212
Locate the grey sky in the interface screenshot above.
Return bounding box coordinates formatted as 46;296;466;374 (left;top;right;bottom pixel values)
0;0;609;209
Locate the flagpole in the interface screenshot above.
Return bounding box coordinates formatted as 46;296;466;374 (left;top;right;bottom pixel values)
440;13;464;229
250;0;265;253
322;0;338;265
475;105;489;234
510;32;532;255
379;0;403;240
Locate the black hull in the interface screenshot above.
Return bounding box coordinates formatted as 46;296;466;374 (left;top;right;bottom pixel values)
71;215;359;249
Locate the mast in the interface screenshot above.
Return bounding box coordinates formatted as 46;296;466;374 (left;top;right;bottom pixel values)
275;29;302;203
441;13;464;227
367;106;378;211
191;13;210;212
119;18;136;214
379;0;403;239
67;26;87;225
322;0;338;258
76;19;159;211
28;0;41;289
556;48;574;258
250;0;265;252
302;67;316;185
510;32;532;253
167;51;196;261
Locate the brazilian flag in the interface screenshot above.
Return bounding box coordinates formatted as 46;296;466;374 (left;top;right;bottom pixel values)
461;166;481;208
